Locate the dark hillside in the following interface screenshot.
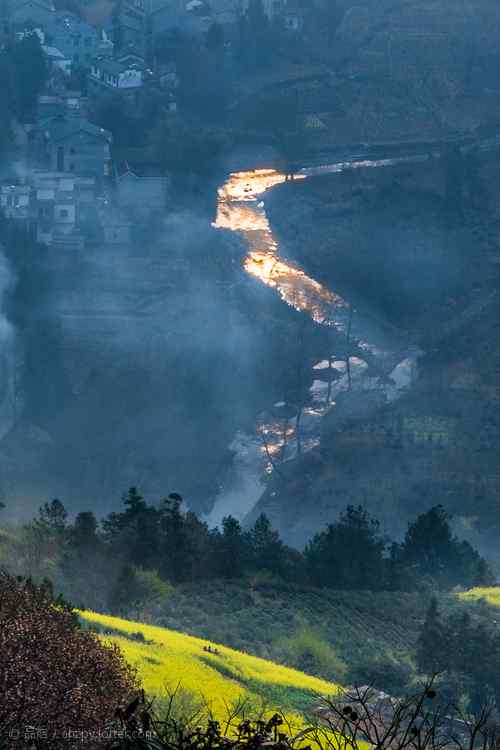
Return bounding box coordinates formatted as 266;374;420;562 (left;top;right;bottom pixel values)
249;150;500;557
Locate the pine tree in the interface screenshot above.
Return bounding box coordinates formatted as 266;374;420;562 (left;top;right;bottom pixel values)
305;505;386;589
400;505;494;589
416;597;450;674
216;516;249;579
158;494;191;583
102;488;158;570
250;514;285;575
35;499;68;532
8;33;48;121
72;511;99;549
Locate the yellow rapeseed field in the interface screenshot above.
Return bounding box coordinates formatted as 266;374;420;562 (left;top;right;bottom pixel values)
78;610;340;731
458;587;500;606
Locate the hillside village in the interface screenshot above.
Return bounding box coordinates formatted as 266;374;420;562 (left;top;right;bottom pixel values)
2;0;500;251
0;0;320;251
0;0;178;249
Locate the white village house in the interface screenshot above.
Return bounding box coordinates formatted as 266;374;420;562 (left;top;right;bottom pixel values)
0;185;32;222
88;58;144;93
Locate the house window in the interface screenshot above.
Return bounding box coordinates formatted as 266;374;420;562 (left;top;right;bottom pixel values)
59;209;69;218
69;163;75;171
70;148;76;155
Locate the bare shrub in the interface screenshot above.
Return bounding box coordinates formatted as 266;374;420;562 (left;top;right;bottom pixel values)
0;571;139;749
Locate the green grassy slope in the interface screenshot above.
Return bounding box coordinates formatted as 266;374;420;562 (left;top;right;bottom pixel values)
79;587;491;723
149;581;428;682
146;582;500;691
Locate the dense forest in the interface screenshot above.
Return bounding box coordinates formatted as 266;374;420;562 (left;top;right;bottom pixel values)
0;492;493;613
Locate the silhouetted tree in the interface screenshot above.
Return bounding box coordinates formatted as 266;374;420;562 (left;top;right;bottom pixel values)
183;511;215;580
216;515;249;579
396;505;494;590
35;498;68;533
19;499;70;576
72;511;100;548
416;601;500;711
102;488;159;570
6;32;47;121
416;597;450;674
249;514;286;575
305;505;387;589
236;0;273;70
158;493;192;583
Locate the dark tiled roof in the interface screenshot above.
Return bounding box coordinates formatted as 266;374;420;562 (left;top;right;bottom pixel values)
37;114;112;143
91;57;124;76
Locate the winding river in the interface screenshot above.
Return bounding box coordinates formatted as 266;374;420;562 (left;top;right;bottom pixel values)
206;157;423;527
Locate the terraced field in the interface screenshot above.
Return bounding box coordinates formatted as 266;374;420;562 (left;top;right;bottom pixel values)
78;609;340;729
152;582;428;676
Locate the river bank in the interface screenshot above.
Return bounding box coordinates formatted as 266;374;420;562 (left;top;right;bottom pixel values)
207;156;426;529
244;152;500;561
265;158;485;335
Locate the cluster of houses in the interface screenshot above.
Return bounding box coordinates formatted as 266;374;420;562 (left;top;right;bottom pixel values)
2;0;305;70
1;86;170;248
0;0;180;249
148;0;304;39
1;154;170;249
0;0;306;250
3;0;182;99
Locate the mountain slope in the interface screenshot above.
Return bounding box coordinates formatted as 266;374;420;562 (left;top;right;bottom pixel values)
153;582;426;681
78;610;340;725
247;149;500;558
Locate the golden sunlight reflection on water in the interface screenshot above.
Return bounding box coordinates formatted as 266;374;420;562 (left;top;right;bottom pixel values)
206;159;421;505
213;168;346;323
